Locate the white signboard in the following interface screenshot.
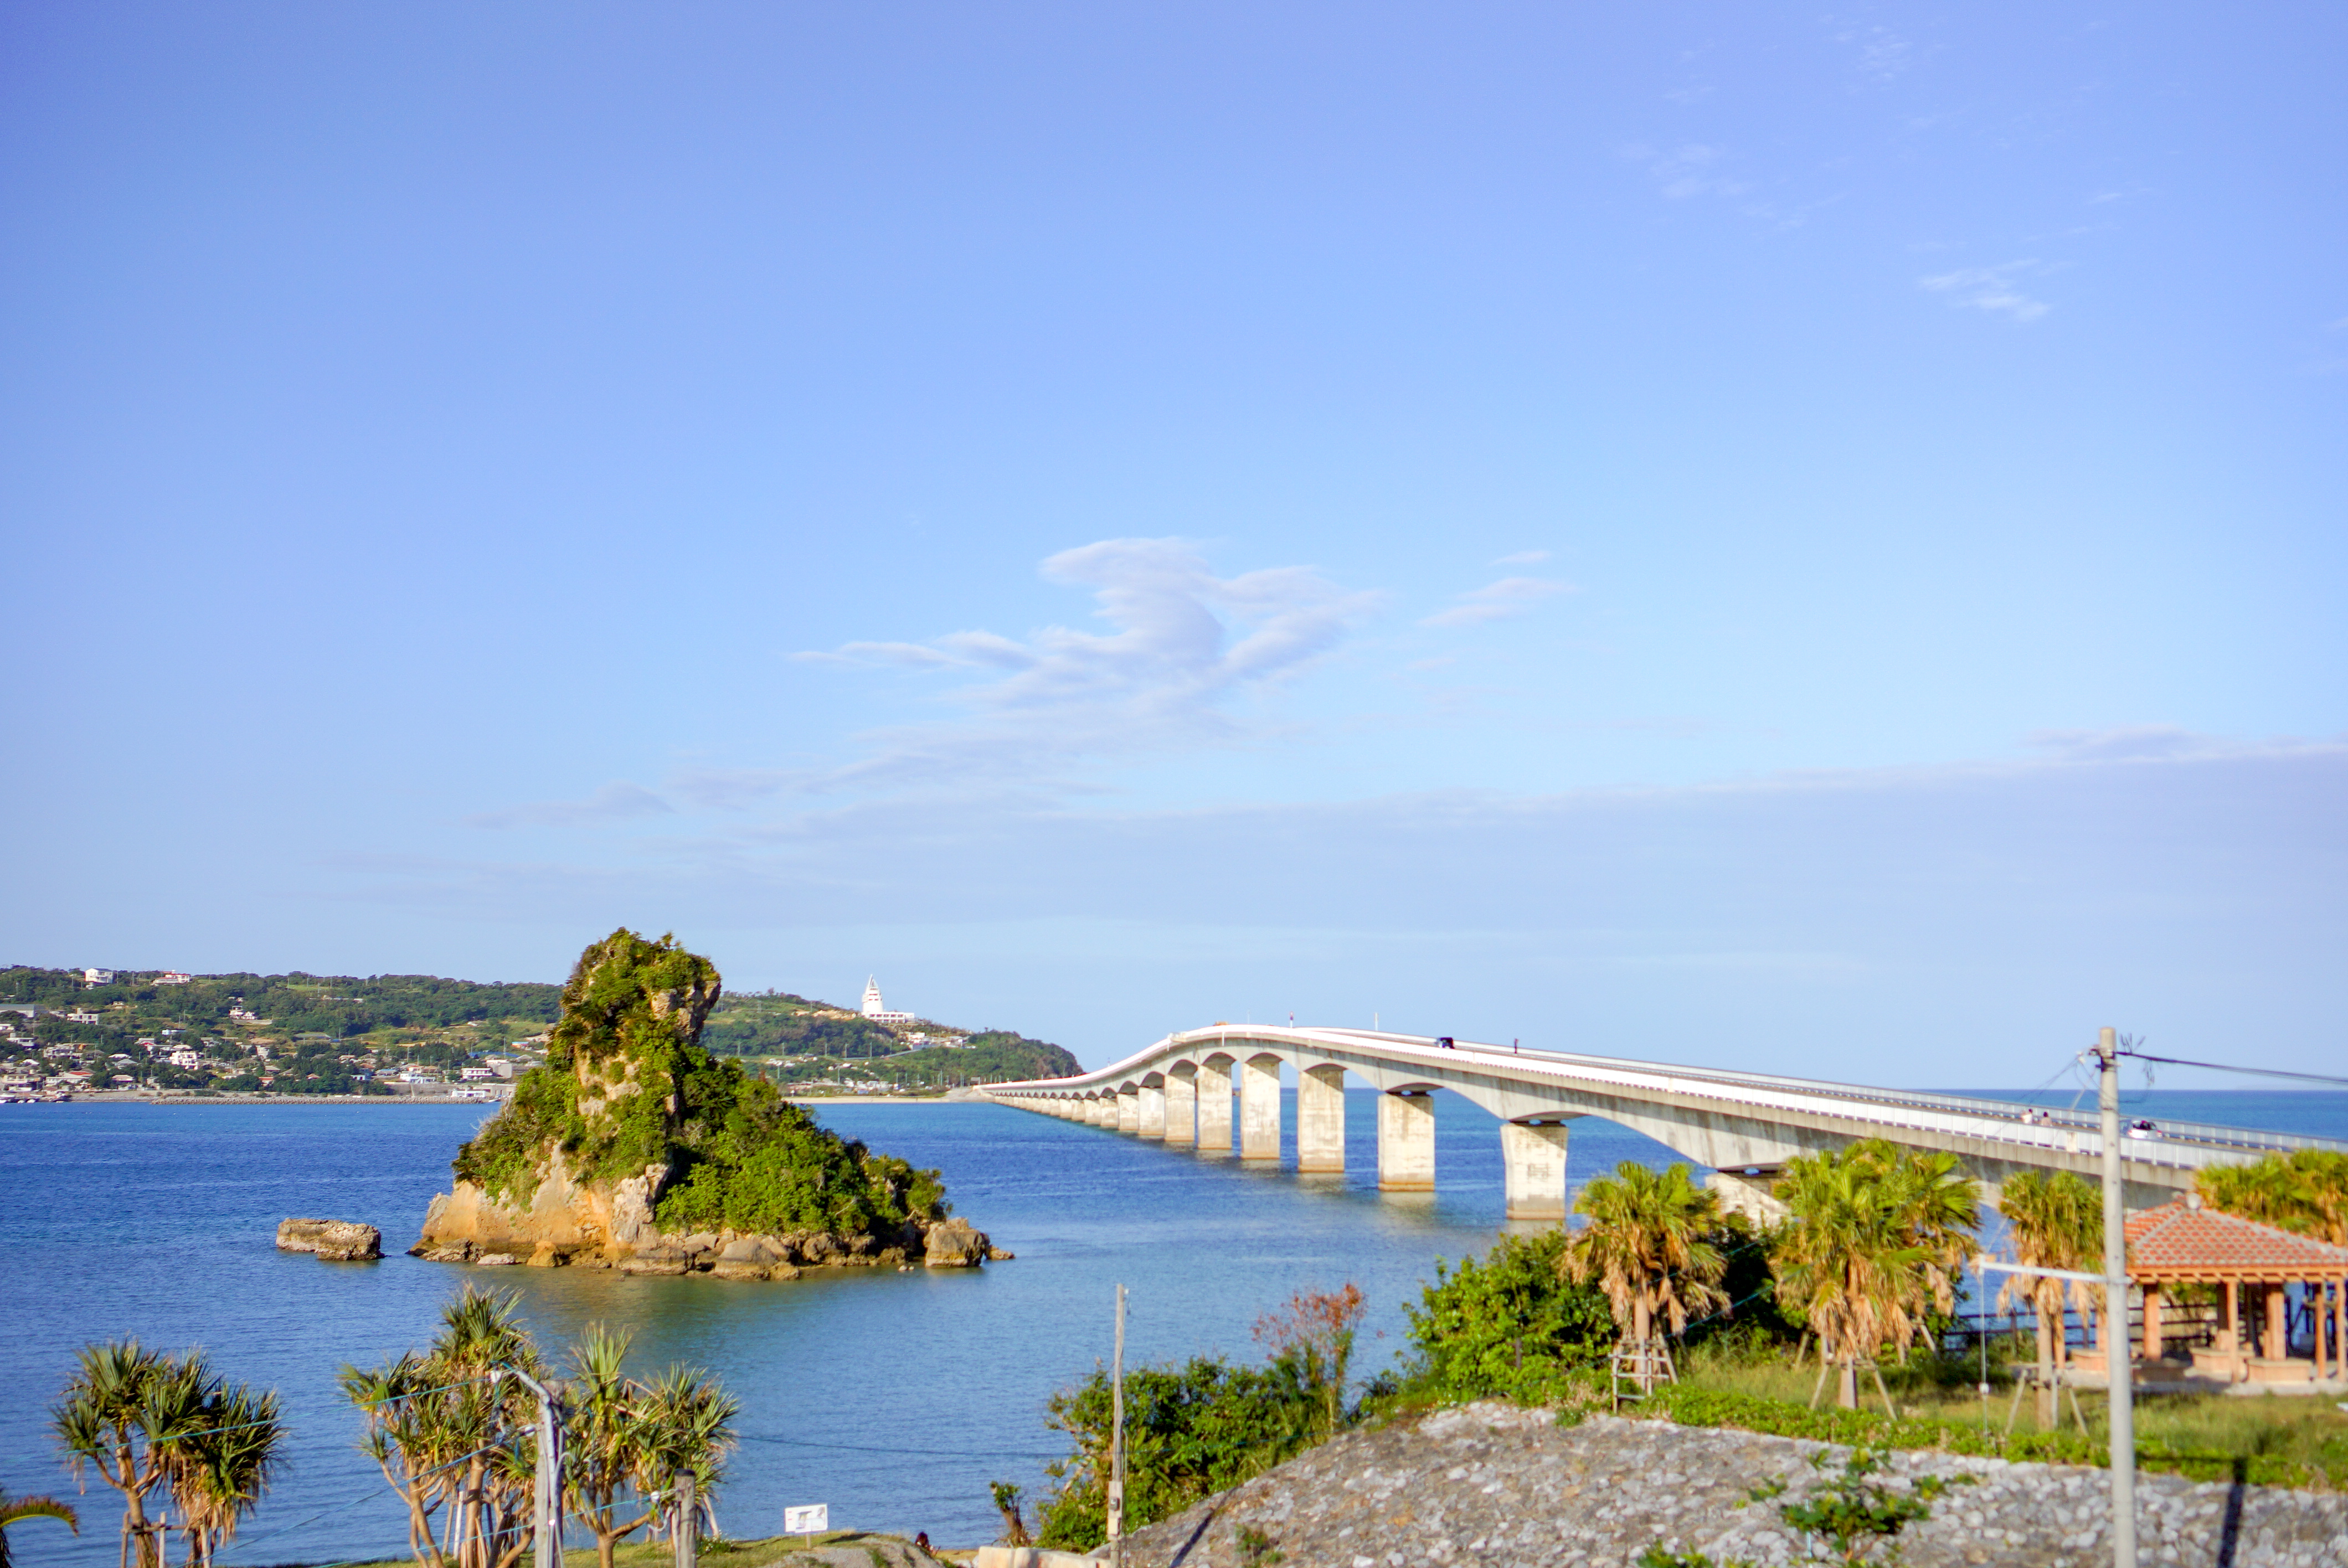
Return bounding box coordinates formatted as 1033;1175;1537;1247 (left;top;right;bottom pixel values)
784;1504;828;1535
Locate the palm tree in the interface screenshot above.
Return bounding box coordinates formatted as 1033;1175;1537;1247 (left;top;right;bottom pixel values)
1;1488;79;1568
53;1343;265;1568
2199;1151;2348;1244
343;1288;545;1568
1561;1160;1730;1388
563;1325;656;1568
1995;1169;2100;1427
50;1340;170;1568
1775;1139;1979;1411
559;1324;740;1568
50;1342;283;1568
632;1363;740;1543
184;1383;284;1567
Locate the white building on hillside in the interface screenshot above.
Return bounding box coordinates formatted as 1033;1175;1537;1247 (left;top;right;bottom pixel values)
859;977;914;1027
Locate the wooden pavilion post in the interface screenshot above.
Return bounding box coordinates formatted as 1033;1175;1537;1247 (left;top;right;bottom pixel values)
2320;1277;2337;1380
2266;1286;2288;1364
2141;1283;2163;1366
2336;1275;2346;1381
2224;1279;2241;1380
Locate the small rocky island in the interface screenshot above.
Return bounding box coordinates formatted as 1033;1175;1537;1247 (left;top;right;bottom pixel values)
412;929;1002;1277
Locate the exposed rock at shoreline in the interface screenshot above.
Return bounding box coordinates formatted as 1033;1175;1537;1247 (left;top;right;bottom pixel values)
275;1218;383;1261
1119;1402;2348;1568
409;929;1001;1280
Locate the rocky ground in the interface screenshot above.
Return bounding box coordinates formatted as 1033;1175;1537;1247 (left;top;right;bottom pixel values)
1118;1402;2348;1568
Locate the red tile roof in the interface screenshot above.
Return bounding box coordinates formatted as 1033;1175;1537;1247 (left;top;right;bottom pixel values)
2126;1197;2348;1280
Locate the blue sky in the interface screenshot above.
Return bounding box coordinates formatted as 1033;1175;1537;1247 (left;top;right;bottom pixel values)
4;3;2342;1083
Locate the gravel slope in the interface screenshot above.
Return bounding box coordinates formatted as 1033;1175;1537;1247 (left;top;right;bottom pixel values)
1116;1402;2348;1567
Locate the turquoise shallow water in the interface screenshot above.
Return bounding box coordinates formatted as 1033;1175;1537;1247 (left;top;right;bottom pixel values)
3;1087;2342;1562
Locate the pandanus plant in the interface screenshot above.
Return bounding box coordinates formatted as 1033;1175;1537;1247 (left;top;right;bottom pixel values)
561;1323;740;1568
342;1287;545;1568
50;1342;282;1568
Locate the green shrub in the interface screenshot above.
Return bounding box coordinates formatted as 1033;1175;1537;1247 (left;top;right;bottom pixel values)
1035;1355;1324;1549
1393;1228;1617;1406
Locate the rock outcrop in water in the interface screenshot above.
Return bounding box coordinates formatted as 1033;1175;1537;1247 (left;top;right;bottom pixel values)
276;1217;383;1260
411;929;995;1277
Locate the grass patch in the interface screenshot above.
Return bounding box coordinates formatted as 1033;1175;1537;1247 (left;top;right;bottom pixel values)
1645;1359;2348;1490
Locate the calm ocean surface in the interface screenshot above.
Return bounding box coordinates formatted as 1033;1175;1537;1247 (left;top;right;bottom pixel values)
4;1087;2344;1562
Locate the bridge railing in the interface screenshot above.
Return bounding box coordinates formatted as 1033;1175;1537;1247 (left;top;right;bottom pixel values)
1474;1041;2348;1158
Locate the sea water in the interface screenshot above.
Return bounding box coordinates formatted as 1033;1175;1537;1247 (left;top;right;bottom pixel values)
2;1088;2342;1563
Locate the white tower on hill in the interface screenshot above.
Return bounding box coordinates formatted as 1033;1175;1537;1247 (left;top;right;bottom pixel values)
859;976;913;1026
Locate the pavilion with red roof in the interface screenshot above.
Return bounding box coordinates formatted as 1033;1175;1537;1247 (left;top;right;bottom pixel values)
2112;1193;2348;1385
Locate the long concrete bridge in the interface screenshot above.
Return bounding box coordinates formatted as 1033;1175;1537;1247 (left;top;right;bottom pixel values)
985;1025;2346;1221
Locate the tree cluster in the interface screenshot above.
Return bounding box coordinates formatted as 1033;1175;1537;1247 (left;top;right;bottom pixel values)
342;1288;736;1568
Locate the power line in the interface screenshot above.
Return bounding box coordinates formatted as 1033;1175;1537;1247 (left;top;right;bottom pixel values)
2116;1049;2348;1089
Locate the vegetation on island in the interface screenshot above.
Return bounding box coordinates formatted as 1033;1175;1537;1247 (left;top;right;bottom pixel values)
449;930;949;1237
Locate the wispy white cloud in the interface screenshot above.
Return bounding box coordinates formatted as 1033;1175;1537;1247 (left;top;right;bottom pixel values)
783;539;1383;795
1422;576;1575;629
467;781;674;830
1919;261;2051;322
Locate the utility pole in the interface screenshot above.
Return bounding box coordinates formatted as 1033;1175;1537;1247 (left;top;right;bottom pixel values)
2096;1028;2137;1568
673;1468;698;1568
1108;1284;1127;1568
494;1366;565;1568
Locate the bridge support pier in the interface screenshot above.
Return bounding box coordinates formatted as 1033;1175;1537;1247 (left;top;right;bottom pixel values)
1091;1097;1113;1128
1240;1056;1283;1162
1139;1083;1167;1139
1163;1067;1196;1148
1501;1120;1569;1221
1297;1064;1346;1172
1196;1060;1233;1152
1378;1090;1435;1190
1116;1088;1140;1133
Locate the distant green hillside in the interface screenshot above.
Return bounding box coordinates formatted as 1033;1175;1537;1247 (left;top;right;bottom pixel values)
0;967;562;1038
1;965;1079;1095
707;989;1080;1089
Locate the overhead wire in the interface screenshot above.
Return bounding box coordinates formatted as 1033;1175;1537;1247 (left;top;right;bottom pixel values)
2115;1050;2348;1089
